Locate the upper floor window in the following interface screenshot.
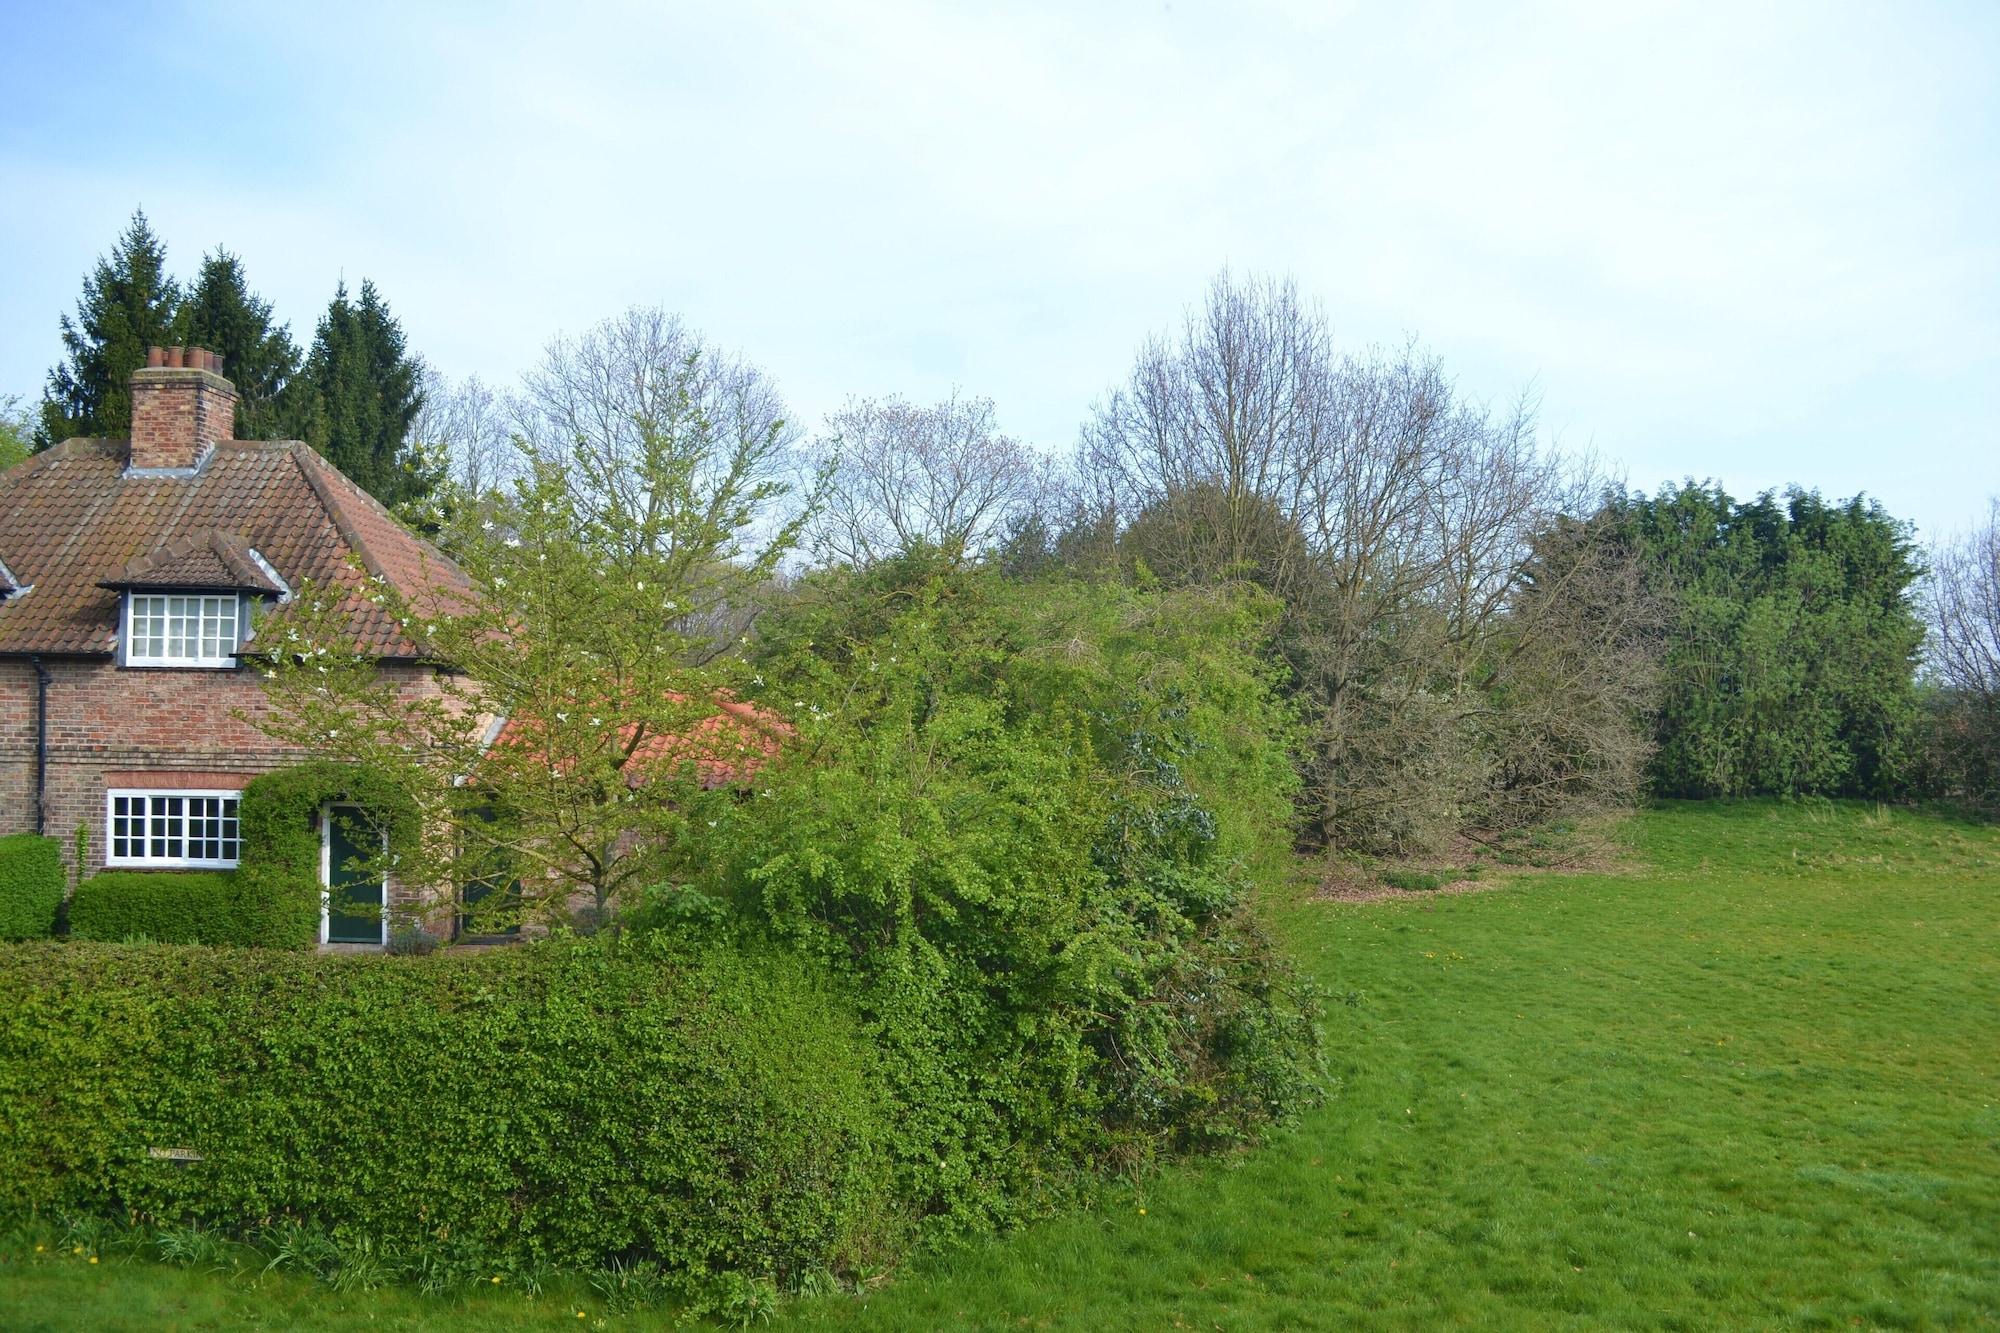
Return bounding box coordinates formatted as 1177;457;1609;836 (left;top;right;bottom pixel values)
124;593;241;668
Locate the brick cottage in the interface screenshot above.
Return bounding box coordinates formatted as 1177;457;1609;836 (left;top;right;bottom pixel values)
0;348;475;947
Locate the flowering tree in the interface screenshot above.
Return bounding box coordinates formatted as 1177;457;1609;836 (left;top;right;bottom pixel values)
259;314;813;930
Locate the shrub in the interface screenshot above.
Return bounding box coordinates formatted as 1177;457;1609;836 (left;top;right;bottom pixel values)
0;833;63;940
729;560;1323;1242
67;872;253;946
0;935;891;1292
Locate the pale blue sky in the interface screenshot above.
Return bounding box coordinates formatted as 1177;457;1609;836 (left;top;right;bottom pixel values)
2;0;1994;539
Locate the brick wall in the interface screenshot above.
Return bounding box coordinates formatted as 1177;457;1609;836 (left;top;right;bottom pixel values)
0;656;454;940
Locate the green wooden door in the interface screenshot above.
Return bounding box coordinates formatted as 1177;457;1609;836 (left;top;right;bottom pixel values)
323;805;384;944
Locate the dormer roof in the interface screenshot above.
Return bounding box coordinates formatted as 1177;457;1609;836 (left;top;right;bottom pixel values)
97;527;288;596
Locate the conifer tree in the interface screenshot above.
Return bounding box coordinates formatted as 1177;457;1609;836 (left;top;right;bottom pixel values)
286;279;433;507
176;249;300;440
37;209;182;447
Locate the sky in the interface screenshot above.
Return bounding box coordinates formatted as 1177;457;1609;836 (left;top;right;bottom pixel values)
1;0;1994;540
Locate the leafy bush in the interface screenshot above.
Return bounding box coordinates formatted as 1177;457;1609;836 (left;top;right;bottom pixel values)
0;935;891;1294
725;557;1322;1242
0;833;63;940
1610;485;1925;798
67;872;250;945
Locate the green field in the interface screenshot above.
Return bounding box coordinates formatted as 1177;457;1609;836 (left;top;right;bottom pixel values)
4;801;1996;1330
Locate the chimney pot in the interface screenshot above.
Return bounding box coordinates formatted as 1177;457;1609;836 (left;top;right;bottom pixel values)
127;346;238;470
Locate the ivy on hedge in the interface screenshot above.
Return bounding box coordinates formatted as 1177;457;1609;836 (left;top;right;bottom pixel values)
0;935;890;1289
234;761;422;950
0;833;63;940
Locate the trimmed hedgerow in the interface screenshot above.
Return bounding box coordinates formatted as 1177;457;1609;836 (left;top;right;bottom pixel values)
0;935;891;1289
67;872;258;946
0;833;64;940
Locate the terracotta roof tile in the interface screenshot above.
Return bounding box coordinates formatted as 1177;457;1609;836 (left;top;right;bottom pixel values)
0;438;475;657
492;695;789;790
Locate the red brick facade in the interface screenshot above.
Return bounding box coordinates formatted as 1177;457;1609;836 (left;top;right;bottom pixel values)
0;655;453;934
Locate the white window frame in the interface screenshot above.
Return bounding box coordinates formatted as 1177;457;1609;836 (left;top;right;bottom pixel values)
121;592;243;668
105;788;244;869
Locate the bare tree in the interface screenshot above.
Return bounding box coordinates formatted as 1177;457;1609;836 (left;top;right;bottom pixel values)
806;391;1057;565
408;366;519;499
1931;501;2000;703
1926;500;2000;802
512;307;815;660
1082;270;1329;575
1082;270;1654;852
515;306;807;576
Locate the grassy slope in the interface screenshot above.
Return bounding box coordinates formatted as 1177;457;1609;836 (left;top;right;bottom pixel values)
4;802;1996;1330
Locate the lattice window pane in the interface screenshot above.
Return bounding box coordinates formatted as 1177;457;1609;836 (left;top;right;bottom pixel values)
128;594;240;665
149;795;184;860
109;791;241;867
112;795;135;860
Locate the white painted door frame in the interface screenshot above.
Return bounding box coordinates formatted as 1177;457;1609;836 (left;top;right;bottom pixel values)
319;802;389;947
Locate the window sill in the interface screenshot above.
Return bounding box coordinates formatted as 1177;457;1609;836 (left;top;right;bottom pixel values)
104;861;242;872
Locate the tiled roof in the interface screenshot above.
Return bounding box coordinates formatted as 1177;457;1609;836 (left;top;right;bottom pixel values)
0;438;475;657
98;527;287;595
492;695;789;790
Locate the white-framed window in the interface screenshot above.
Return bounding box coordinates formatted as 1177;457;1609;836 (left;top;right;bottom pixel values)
106;789;243;868
123;593;241;667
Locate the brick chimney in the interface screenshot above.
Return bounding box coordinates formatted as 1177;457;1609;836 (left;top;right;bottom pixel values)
128;346;237;471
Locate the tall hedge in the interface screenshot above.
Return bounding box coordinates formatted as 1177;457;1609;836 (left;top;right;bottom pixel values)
0;833;64;940
0;936;890;1286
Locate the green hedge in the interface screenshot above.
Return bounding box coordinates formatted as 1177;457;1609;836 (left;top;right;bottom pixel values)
66;871;268;946
0;935;891;1288
0;833;64;940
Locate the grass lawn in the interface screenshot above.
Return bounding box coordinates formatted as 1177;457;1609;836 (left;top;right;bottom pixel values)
4;800;1996;1330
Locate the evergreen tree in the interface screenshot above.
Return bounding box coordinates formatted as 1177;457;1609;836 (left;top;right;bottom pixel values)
37;209;182;447
286;279;433;507
1609;482;1926;798
175;249;300;440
